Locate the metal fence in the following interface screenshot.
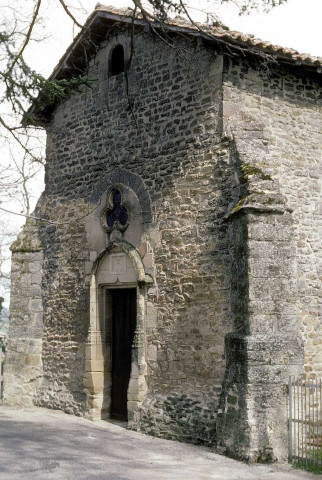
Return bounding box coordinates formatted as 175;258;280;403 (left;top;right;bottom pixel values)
0;342;3;402
289;376;322;467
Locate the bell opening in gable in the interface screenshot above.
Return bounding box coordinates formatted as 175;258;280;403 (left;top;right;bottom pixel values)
110;44;125;76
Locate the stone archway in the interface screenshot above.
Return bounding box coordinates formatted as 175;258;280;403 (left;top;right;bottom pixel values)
84;241;152;422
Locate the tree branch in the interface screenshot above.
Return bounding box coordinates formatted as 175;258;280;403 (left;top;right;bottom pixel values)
0;199;102;226
7;0;42;75
0;116;44;164
57;0;83;29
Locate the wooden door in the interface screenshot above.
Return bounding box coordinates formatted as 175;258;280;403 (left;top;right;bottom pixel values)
110;288;137;420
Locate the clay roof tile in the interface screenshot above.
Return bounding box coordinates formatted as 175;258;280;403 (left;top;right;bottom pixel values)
91;4;322;68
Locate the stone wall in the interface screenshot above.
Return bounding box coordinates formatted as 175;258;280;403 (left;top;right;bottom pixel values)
6;30;234;445
216;55;321;461
221;55;322;377
4;215;44;405
33;201;90;414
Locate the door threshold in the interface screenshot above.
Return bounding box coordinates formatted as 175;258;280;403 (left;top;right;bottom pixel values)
104;417;128;428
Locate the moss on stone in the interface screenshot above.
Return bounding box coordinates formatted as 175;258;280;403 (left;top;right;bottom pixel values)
241;163;272;181
228;196;247;216
11;230;43;253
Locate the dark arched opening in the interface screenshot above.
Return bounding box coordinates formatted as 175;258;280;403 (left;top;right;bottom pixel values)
110;45;125;76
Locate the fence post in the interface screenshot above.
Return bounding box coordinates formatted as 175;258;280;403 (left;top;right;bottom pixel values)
0;341;2;401
289;376;293;463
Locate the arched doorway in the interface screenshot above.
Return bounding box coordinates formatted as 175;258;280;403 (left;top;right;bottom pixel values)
84;242;152;422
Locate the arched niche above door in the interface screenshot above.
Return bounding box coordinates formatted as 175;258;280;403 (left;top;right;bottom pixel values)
93;241;153;287
97;252;137;285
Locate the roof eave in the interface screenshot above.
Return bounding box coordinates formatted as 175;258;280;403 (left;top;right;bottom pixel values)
48;9;322;82
26;8;321;125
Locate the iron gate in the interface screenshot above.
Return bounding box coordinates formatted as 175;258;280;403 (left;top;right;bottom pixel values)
0;342;3;401
289;376;322;467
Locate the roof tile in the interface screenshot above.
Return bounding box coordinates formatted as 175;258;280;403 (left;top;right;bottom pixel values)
94;4;322;68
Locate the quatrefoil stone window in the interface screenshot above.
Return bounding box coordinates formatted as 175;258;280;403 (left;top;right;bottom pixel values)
104;188;129;232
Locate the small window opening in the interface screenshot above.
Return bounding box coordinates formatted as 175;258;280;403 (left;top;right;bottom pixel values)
110;45;125;76
106;189;128;230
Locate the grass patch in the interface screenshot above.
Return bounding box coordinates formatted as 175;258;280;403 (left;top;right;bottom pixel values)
293;448;322;474
293;461;322;474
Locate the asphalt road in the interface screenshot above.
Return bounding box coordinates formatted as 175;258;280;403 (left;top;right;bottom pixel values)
0;406;317;479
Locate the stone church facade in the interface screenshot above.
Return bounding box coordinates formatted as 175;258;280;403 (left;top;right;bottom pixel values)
4;6;322;463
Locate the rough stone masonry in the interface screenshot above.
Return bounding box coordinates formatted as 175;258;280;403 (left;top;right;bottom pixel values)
3;6;322;463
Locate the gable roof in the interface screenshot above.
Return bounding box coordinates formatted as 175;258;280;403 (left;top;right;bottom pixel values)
29;5;321;123
51;4;321;82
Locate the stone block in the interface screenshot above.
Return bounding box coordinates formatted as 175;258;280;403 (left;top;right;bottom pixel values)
25;354;42;366
146;303;157;328
83;372;105;394
85;358;105;373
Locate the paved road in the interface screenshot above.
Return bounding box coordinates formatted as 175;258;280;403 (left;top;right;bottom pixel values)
0;406;316;479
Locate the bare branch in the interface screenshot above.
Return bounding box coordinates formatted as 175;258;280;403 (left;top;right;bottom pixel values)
0;199;102;226
7;0;42;74
57;0;83;29
0;116;44;164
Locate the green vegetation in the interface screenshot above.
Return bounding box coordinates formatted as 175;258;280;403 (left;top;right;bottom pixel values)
293;448;322;475
28;75;94;120
293;461;322;474
241;163;272;181
227;196;247;216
